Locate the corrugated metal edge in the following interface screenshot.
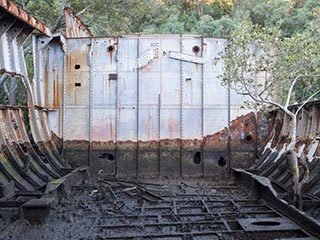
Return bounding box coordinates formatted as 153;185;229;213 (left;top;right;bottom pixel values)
0;0;51;36
64;7;92;38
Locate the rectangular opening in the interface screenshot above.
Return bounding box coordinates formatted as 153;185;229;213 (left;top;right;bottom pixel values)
108;73;117;80
75;83;81;87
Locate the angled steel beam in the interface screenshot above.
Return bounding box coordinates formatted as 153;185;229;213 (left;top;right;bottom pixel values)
0;0;51;36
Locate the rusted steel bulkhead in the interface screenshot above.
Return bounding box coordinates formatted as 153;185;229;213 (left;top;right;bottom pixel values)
44;32;259;180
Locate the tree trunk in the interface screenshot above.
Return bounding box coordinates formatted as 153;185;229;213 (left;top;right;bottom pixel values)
290;116;297;147
285;114;299;204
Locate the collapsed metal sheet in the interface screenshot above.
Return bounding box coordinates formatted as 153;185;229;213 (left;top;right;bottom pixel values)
0;108;64;193
0;2;69;201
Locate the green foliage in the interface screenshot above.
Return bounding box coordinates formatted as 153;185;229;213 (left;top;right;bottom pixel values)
20;0;62;28
13;0;320;37
222;14;320;109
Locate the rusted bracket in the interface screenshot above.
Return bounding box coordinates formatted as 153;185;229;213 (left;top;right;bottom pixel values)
168;51;207;64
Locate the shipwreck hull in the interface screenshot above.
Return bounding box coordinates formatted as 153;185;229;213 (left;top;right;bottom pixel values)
0;2;320;239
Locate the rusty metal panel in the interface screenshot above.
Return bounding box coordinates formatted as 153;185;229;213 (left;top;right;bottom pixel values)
91;109;116;142
117;37;138;142
138;108;159;141
160;109;181;139
32;36;65;139
30;33;260;176
65;108;89;141
181;37;203;140
64;8;92;38
64;38;91;141
41;38;64;109
139;36;181;141
0;14;32;76
203;38;229;135
0;0;51;36
90;38;117;142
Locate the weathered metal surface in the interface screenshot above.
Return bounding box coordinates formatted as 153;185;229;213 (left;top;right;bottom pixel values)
64;7;92;38
0;11;33;76
37;35;253;178
233;169;320;238
0;4;320;237
253;101;320;202
0;7;71;222
0;0;51;36
22;197;55;224
169;50;207;64
4;178;315;239
237;217;300;232
0;107;64;194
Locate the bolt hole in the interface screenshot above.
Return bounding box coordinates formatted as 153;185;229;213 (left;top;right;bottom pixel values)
75;64;81;70
107;45;115;53
251;221;280;226
192;45;200;54
245;135;252;142
99;153;115;161
218;156;226;167
193;152;201;164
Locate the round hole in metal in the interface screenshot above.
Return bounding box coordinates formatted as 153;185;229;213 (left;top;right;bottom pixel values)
108;154;115;161
251;221;281;226
107;45;115;53
193;152;201;164
245;135;252;142
192;45;200;54
218;156;226;167
99;153;115;161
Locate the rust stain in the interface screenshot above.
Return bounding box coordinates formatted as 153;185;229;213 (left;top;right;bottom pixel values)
168;117;177;139
271;112;285;149
74;90;77;106
0;0;51;36
52;62;59;109
141;64;152;72
9;111;21;141
109;120;113;141
44;51;49;107
64;8;92;38
53;77;58;109
108;51;113;65
107;77;110;98
147;113;152;140
203;112;257;151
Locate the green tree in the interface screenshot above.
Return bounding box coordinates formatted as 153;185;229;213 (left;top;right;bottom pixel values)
222;16;320;207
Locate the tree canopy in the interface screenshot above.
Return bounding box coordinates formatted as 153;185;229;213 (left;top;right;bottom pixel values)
221;11;320;207
14;0;320;37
